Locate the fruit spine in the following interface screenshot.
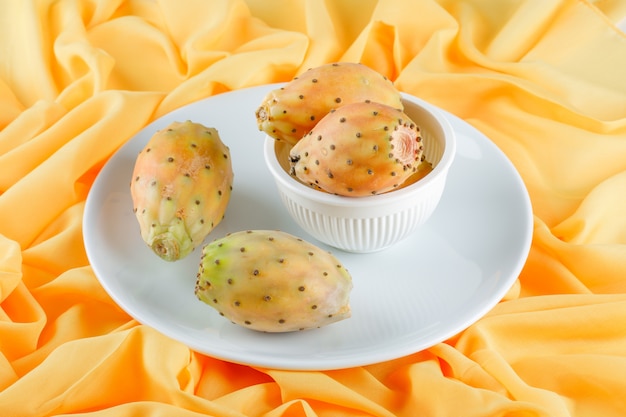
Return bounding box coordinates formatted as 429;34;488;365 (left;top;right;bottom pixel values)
130;120;234;261
256;62;403;146
289;101;424;196
195;230;353;332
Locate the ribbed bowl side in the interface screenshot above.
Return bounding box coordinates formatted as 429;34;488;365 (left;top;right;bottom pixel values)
277;188;442;253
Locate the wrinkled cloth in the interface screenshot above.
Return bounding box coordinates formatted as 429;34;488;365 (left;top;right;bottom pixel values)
2;0;626;416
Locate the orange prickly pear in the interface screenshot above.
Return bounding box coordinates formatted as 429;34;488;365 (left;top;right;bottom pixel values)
289;101;424;196
255;62;403;146
130;120;234;261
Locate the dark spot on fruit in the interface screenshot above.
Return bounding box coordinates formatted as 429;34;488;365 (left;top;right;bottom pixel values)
244;320;251;325
339;117;346;123
299;94;304;99
312;78;318;83
168;157;174;162
335;97;341;103
264;295;271;301
299;286;305;291
214;259;220;265
240;247;245;252
227;278;233;284
330;144;335;150
195;200;200;205
278;319;285;324
253;269;259;275
311;305;318;309
346;159;352;165
234;301;241;306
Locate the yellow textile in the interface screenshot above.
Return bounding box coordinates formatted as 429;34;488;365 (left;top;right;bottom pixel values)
2;0;626;415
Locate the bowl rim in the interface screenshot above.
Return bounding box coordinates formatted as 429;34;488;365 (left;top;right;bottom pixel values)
263;93;457;209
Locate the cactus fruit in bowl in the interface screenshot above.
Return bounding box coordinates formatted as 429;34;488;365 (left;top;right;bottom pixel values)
263;94;456;253
289;101;425;197
255;62;403;146
195;230;353;332
130;120;234;262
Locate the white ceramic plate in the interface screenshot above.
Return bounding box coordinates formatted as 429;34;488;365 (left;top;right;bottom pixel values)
83;84;533;370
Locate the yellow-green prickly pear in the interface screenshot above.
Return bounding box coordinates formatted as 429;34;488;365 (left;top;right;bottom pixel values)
195;230;353;332
130;120;234;261
255;62;403;146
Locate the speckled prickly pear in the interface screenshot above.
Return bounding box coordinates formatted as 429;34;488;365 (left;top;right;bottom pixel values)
130;120;234;261
195;230;353;332
255;62;403;146
289;101;424;196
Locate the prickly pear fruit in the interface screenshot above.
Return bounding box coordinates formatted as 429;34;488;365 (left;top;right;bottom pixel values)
256;62;403;146
130;120;233;262
195;230;353;332
289;101;424;196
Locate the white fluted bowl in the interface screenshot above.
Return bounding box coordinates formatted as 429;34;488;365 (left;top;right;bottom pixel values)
263;94;456;253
